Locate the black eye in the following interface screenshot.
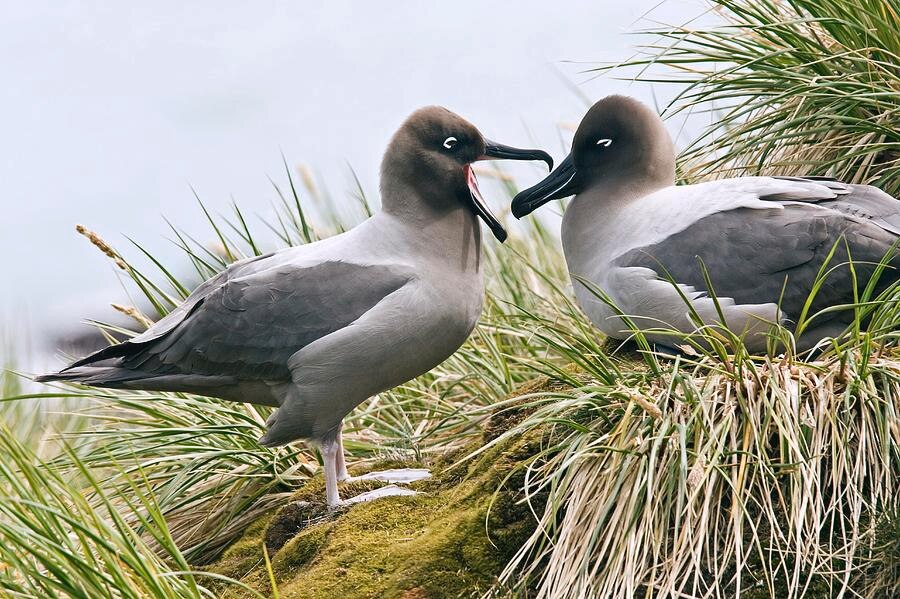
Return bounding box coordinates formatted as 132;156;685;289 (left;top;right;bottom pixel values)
596;138;613;147
442;136;458;150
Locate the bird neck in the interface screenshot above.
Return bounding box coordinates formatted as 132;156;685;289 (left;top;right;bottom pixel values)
377;184;484;273
561;174;670;275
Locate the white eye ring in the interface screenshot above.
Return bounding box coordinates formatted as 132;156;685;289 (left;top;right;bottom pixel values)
596;138;613;147
443;136;458;149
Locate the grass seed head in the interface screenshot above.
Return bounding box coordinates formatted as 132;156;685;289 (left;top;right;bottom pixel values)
110;303;154;330
76;223;126;270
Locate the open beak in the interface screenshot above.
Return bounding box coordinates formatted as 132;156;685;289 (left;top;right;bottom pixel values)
466;140;554;243
465;166;508;242
511;153;581;218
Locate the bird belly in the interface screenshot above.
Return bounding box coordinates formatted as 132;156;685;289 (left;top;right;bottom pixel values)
262;277;483;445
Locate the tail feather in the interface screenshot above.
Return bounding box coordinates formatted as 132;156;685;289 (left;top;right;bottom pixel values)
34;366;154;387
33;366;273;403
65;339;142;370
36;366;238;388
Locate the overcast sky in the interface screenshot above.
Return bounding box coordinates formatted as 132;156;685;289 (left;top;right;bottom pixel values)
1;0;707;360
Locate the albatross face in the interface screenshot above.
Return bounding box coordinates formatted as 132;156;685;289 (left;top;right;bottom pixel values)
511;96;674;218
382;106;553;242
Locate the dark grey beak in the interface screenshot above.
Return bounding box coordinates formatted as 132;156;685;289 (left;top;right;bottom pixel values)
480;140;553;170
466;140;553;243
464;165;508;242
511;153;581;218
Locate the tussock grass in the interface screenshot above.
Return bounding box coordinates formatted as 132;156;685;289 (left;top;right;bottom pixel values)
486;337;899;597
3;2;898;594
451;245;900;598
604;0;900;194
46;388;317;563
0;360;259;597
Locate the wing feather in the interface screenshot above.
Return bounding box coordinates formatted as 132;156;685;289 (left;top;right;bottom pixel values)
69;254;413;381
772;176;899;234
617;201;899;325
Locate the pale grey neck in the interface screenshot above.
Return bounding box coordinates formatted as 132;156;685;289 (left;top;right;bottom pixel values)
374;188;484;274
568;175;668;221
561;178;669;276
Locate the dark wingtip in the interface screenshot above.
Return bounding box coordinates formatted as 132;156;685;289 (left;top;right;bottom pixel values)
65;340;135;369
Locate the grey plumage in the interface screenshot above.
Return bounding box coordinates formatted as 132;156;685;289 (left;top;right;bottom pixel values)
512;95;899;352
617;200;899;332
43;259;412;409
38;106;552;506
804;181;900;235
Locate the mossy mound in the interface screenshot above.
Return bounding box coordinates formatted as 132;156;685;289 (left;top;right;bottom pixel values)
206;387;549;599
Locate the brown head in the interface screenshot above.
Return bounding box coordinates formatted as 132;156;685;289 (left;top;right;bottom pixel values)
511;96;675;218
381;106;552;242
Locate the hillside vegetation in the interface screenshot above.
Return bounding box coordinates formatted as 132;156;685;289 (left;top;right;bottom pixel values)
2;1;898;597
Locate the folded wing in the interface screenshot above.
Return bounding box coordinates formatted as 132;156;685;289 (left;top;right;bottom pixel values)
617;177;899;327
52;253;413;384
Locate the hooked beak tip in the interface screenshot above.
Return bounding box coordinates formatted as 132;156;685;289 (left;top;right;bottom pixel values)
539;152;554;171
511;206;527;220
482;140;553;171
509;152;579;219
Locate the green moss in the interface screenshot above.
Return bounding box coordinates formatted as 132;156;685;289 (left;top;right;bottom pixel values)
265;500;335;553
206;360;896;598
273;521;336;578
206;386;551;599
205;516;273;596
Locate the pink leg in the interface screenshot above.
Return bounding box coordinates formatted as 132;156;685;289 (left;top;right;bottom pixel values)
336;426;350;482
320;439;341;507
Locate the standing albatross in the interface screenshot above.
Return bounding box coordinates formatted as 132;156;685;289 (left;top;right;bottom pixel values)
37;106;552;506
511;95;899;352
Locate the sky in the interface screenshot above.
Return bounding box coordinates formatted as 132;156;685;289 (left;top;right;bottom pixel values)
0;0;706;362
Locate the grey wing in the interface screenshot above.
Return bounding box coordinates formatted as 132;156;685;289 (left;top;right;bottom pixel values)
773;176;900;235
617;203;900;326
67;256;412;381
819;184;900;235
66;250;278;366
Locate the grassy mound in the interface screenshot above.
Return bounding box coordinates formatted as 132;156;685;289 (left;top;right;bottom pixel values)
199;346;899;599
207;383;550;599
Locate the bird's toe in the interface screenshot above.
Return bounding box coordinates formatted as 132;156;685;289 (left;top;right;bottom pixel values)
342;484;418;506
347;468;431;485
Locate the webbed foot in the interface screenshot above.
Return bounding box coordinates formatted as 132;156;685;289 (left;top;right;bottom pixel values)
342;484;418;505
345;468;431;485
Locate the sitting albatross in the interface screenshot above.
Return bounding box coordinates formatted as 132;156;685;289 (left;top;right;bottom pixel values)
37;106;552;507
511;95;899;352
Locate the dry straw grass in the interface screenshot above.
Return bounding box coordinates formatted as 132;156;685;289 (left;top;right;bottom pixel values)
490;346;898;598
